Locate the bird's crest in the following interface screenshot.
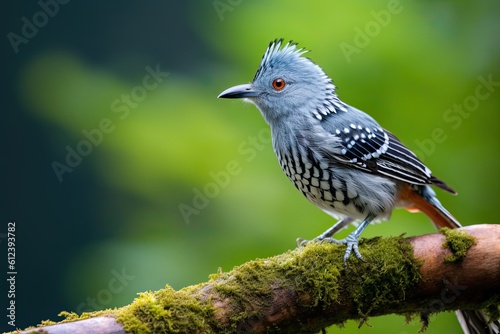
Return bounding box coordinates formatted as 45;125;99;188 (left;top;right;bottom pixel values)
253;38;309;81
252;38;345;119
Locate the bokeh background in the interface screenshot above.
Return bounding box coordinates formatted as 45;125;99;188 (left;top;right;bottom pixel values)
2;1;500;333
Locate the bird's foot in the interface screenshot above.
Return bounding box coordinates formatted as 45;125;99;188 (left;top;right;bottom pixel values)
297;232;364;266
324;232;365;265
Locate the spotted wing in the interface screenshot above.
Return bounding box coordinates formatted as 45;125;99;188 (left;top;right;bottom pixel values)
319;121;440;187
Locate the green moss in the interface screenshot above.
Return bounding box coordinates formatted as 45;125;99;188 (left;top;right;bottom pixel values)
341;236;422;318
291;245;342;307
214;244;344;306
15;285;218;334
39;319;57;326
440;228;477;263
58;309;119;322
58;311;81;321
208;243;344;332
209;235;422;331
115;284;217;334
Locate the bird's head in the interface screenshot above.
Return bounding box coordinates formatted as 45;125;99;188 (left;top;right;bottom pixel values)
218;39;338;124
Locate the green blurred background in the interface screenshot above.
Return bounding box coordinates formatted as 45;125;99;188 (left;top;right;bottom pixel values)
2;1;499;333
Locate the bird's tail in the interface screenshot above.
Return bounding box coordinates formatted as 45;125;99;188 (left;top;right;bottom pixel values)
401;185;500;333
456;310;500;334
420;186;461;229
400;184;461;229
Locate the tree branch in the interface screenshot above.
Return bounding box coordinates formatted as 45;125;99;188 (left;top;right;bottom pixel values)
18;224;500;334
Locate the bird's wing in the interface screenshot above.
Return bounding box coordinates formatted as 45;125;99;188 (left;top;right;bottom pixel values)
324;123;432;183
312;112;455;193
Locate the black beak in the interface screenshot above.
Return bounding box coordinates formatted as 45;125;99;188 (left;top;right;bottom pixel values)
218;84;257;99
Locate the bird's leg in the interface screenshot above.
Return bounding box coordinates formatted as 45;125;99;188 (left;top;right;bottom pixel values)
316;217;355;240
296;217;354;246
298;215;374;265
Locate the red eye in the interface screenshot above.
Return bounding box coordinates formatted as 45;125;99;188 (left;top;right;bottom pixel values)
272;78;286;91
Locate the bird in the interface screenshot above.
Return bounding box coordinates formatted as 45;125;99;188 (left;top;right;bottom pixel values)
218;38;499;333
218;38;459;261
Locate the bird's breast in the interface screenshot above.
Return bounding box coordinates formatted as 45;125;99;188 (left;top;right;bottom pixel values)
274;144;371;220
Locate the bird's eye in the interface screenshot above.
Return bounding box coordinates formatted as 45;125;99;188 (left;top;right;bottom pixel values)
272;78;286;91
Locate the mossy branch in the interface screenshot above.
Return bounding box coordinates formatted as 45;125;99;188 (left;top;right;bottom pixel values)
17;224;500;334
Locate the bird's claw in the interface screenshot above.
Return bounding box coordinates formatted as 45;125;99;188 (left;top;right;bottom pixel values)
297;233;364;266
296;236;328;247
296;237;314;247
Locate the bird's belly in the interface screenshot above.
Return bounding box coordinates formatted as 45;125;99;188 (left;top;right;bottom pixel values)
283;166;367;219
277;156;397;221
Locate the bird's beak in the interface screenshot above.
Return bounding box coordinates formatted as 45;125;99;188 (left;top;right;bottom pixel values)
217;83;257;99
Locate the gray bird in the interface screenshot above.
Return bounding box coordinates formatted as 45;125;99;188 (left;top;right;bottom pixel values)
218;39;498;333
